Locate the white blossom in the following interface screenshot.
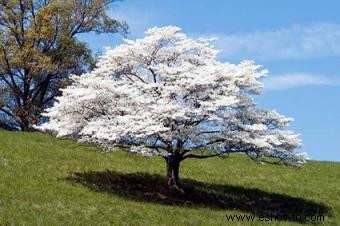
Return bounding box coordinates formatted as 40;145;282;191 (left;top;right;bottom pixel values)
36;26;308;167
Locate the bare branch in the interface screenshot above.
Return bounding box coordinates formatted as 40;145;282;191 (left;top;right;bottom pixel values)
182;151;229;160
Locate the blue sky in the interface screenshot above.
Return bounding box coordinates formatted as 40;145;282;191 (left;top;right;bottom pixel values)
79;0;340;161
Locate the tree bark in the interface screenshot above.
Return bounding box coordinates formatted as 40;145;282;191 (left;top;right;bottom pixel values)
20;117;30;131
166;153;181;188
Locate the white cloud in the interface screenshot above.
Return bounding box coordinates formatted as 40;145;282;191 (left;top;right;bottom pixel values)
211;23;340;60
262;73;340;90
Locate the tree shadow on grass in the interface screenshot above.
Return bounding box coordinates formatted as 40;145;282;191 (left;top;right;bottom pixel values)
67;170;332;223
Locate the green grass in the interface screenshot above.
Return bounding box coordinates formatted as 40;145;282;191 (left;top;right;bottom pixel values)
0;131;339;226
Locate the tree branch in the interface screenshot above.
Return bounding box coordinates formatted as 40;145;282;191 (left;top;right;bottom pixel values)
182;152;228;160
149;68;157;83
193;138;226;149
0;107;14;117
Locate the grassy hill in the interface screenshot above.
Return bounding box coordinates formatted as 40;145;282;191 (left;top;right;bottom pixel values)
0;131;339;225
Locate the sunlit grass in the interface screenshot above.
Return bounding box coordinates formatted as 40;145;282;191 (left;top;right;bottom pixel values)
0;131;339;225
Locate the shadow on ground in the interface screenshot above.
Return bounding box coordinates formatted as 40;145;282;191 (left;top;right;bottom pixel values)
67;170;332;223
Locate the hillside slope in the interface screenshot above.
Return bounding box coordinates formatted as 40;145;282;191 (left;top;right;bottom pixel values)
0;131;339;225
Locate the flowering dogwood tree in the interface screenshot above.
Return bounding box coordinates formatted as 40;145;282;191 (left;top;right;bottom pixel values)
37;26;308;189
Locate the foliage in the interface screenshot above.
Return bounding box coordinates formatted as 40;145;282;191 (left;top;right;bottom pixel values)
0;0;127;130
38;26;308;186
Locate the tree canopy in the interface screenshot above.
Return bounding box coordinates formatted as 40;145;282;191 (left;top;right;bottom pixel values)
38;26;308;188
0;0;127;130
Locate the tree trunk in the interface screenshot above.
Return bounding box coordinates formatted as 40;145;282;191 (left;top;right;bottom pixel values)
20;117;30;131
166;154;181;188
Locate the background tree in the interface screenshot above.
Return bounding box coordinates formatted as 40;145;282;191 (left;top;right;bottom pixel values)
37;26;308;190
0;0;127;130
